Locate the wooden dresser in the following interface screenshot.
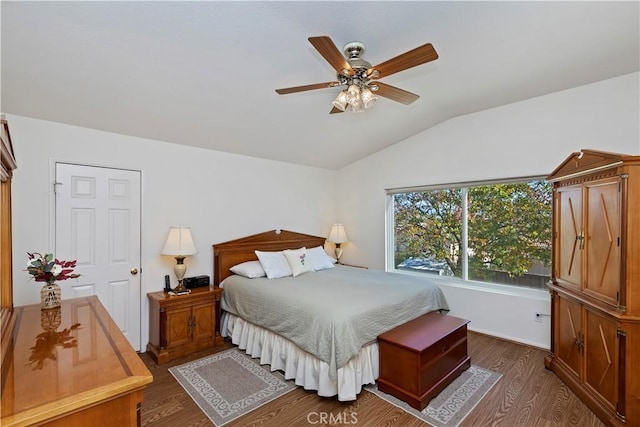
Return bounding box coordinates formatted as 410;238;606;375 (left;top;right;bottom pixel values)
1;296;153;426
146;287;223;364
378;311;470;410
545;149;640;426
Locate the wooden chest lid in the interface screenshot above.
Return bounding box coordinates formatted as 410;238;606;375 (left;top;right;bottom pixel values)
378;311;469;351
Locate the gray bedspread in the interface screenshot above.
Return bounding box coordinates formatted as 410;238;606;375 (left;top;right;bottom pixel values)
220;265;449;379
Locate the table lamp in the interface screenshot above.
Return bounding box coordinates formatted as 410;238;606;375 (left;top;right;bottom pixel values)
327;223;348;263
162;226;197;294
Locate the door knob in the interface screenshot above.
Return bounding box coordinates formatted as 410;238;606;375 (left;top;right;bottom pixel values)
130;268;138;275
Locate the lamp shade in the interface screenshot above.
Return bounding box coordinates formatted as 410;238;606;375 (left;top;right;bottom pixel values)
327;223;348;244
161;226;198;256
332;90;348;111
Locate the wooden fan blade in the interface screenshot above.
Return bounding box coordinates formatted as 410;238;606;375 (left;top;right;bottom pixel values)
308;36;353;76
275;81;339;95
368;43;438;79
330;106;344;114
373;82;420;105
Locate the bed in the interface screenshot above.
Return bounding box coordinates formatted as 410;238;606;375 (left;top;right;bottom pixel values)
212;229;449;401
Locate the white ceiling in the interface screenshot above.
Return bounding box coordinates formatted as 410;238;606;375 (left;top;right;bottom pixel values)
2;1;638;170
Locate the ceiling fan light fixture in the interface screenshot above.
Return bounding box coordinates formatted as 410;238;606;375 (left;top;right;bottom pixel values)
347;84;360;98
333;82;378;113
347;97;365;113
332;90;348;111
276;36;438;115
361;87;378;109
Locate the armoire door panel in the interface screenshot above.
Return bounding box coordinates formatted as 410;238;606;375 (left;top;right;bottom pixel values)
556;295;582;379
556;186;582;289
584;308;618;410
584;180;620;306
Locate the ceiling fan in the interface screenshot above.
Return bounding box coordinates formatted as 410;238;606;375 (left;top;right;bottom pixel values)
275;36;439;114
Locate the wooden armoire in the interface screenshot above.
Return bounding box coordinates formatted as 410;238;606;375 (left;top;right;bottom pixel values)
545;149;640;426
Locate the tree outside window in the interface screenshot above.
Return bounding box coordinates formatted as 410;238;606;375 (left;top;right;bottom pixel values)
392;179;552;289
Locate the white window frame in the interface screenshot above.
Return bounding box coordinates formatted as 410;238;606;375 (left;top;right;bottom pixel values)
385;175;551;298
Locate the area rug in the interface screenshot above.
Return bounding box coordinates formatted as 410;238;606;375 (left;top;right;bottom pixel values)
169;348;296;426
366;365;502;427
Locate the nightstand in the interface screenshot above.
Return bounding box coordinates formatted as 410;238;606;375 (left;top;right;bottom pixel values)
146;286;224;364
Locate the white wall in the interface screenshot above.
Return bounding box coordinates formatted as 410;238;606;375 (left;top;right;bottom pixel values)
8;115;336;350
335;72;640;349
7;72;639;353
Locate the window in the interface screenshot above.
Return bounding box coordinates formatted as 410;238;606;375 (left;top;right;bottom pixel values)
388;178;552;290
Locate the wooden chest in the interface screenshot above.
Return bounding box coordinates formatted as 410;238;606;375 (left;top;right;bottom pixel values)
378;311;470;410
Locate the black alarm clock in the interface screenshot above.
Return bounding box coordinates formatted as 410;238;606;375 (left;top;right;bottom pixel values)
184;275;211;289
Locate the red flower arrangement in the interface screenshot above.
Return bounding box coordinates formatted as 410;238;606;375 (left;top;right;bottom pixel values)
26;252;81;284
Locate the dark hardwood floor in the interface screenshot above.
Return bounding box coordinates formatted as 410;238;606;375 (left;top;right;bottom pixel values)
139;332;604;426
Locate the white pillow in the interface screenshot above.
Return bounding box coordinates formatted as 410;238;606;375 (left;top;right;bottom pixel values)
229;260;266;278
307;246;336;271
255;250;292;279
283;247;314;277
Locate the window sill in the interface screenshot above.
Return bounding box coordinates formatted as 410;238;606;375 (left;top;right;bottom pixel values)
388;268;550;301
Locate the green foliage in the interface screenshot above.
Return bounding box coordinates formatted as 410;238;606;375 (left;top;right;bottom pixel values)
394;180;552;280
394;189;463;276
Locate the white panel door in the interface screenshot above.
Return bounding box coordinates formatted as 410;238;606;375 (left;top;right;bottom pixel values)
55;163;142;350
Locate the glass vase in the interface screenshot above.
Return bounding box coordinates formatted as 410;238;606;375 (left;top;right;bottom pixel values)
40;283;61;310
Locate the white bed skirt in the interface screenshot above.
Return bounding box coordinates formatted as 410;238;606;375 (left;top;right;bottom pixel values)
220;311;379;401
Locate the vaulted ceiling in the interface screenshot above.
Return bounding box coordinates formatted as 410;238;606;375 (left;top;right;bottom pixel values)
2;1;638;169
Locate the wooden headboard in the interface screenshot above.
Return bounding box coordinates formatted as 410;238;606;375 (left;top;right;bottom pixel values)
212;229;326;286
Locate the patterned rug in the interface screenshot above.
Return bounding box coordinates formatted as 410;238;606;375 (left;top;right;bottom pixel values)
366;365;502;427
169;348;297;426
170;348;500;427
